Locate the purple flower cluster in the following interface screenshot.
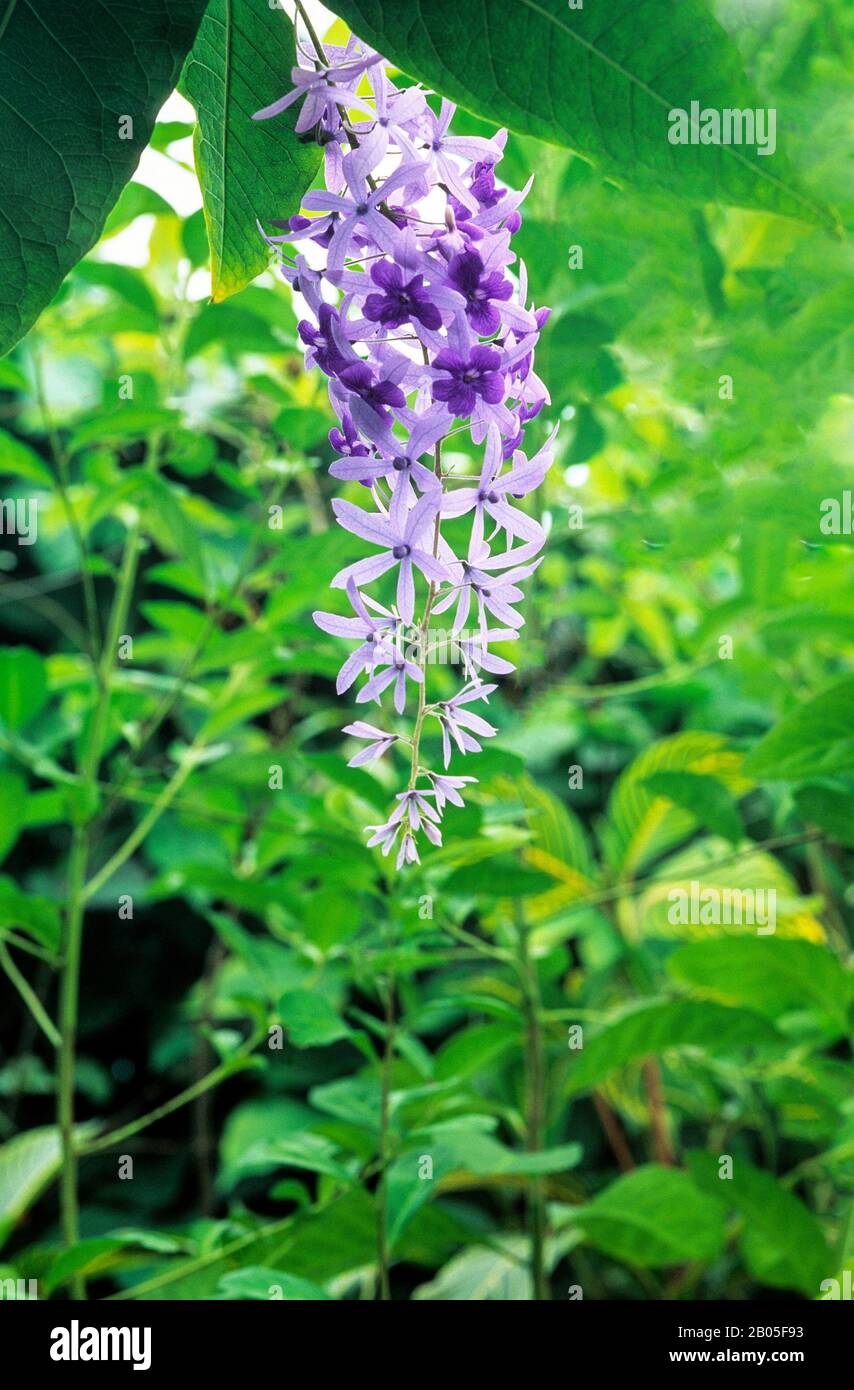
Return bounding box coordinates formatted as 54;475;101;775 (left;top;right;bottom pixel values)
256;27;556;868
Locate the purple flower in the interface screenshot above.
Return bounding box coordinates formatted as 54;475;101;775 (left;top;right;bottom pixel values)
328;412;371;460
366;788;442;861
428;772;477;811
365;815;401;856
364;261;443;332
312;579;399;693
267;32;555;866
399;99;503;213
302;162;429;279
298;304;351;378
446;250;512;336
253;46;381;133
349;67;428;174
331;488;449;624
397;832;420;867
432;346;505;417
394;788;443;837
342;721;400;766
339;362;406;420
455;628;518;682
433;537;544;636
433;684;498;766
357;652;423;715
329;404;447;500
442;423;554;549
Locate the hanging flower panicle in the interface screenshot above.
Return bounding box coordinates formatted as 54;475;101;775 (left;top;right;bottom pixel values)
255;23;556;868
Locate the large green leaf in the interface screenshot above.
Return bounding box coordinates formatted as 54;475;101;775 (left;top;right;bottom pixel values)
565;999;779;1096
629;837;825;944
0;0;208;354
181;0;321;301
687;1152;833;1295
745;678;854;780
575;1165;726;1268
386;1129;581;1246
668;938;853;1035
333;0;832;225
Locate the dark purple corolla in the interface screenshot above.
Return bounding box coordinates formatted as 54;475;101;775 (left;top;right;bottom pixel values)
431;346;505;417
364;261;443;332
446;250;512;336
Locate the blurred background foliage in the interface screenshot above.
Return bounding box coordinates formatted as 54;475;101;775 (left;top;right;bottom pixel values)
0;0;851;1300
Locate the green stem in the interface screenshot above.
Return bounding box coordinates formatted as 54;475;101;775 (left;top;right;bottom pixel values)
516;911;549;1300
57;827;88;1295
79;1030;262;1157
82;752;197;902
293;0;327;62
56;514;143;1299
376;970;395;1301
0;942;60;1047
98;475;287;825
407;437;443;791
31;346;101;659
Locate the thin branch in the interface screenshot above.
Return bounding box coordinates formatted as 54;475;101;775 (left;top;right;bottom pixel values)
79;1029;263;1157
592;1092;635;1173
30;345;101;659
0;942;60;1047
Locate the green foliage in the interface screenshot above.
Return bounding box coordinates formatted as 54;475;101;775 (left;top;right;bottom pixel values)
565;1001;781;1097
687;1152;833;1295
573;1165;727;1267
0;0;208;354
745;677;854;779
334;0;833;224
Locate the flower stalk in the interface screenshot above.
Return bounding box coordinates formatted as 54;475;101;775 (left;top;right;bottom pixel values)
257;19;556;870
